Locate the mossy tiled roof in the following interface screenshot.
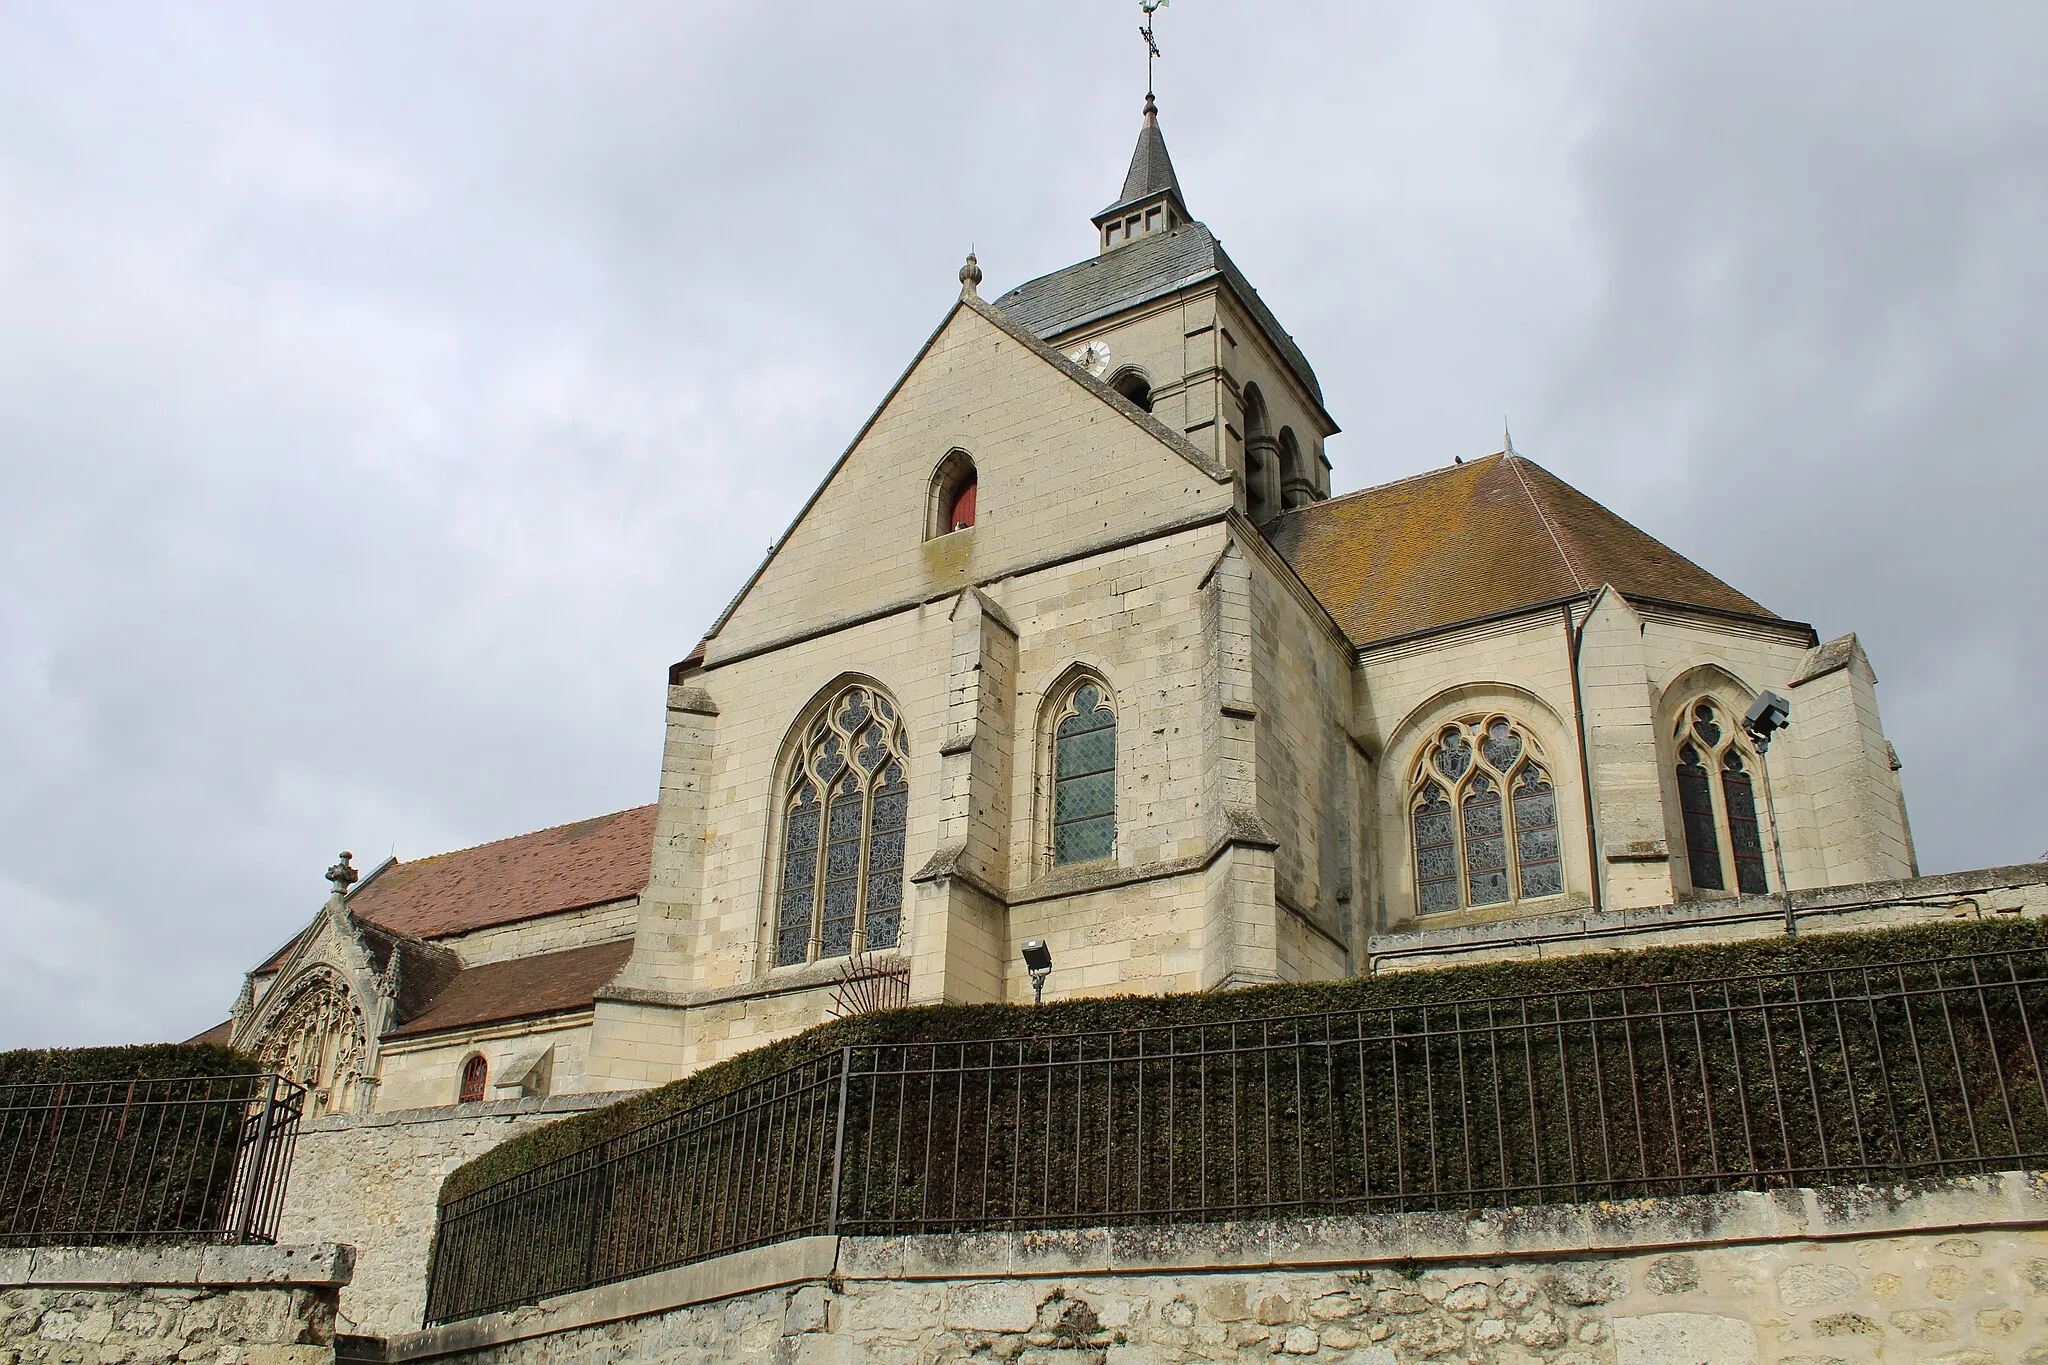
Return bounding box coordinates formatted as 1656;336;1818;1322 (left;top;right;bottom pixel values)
1265;452;1775;648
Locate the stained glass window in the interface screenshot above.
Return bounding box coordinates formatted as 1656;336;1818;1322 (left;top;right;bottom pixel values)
1677;743;1723;892
866;762;907;950
1722;750;1769;895
1410;717;1566;916
1463;774;1509;906
1673;699;1772;898
774;683;911;966
1053;681;1117;865
1413;782;1459;913
1513;768;1562;899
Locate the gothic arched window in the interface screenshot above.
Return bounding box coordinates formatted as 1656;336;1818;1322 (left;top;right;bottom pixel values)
1674;700;1770;896
1051;678;1117;866
1410;716;1562;914
775;683;911;966
459;1054;488;1104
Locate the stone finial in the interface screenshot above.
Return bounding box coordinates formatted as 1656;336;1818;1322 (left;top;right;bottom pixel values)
958;250;982;298
325;851;359;896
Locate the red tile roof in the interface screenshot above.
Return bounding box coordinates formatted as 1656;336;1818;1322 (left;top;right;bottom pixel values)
1265;453;1775;647
384;938;635;1039
345;806;655;942
185;1019;234;1047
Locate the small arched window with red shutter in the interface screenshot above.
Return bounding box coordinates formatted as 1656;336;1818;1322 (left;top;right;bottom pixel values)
459;1054;487;1104
928;450;977;538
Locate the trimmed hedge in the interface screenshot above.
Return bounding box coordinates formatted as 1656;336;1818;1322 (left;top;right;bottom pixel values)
0;1044;260;1087
440;917;2048;1206
1;1043;274;1243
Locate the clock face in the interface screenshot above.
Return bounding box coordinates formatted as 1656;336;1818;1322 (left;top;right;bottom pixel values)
1072;341;1112;377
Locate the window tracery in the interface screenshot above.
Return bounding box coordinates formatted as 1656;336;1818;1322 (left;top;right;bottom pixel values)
1409;716;1562;914
252;967;367;1116
1050;679;1117;866
775;683;910;967
1674;700;1769;896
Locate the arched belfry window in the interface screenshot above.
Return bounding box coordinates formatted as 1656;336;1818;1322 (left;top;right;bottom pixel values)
1410;716;1562;914
775;683;911;966
1050;677;1117;866
1241;384;1276;523
459;1054;488;1104
1674;700;1769;896
928;450;977;537
1110;368;1153;413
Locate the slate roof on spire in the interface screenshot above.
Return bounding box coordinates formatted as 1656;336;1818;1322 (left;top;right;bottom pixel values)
1263;452;1796;648
1099;97;1184;219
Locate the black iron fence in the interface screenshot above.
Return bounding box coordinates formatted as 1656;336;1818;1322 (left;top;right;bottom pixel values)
0;1074;305;1246
426;948;2048;1324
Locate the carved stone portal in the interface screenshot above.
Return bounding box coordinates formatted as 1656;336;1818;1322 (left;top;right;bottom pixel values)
253;966;368;1115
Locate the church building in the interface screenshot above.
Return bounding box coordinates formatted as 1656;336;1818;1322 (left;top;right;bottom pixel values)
209;97;1918;1118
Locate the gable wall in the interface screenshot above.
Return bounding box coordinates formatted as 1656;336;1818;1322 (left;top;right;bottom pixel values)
1354;611;1594;934
709;303;1231;663
1638;612;1913;892
1352;601;1914;932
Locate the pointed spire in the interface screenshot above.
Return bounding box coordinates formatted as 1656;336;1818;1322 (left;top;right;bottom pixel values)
1092;94;1192;252
1103;92;1184;217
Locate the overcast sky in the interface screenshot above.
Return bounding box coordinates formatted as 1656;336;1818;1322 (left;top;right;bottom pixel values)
3;2;2043;1048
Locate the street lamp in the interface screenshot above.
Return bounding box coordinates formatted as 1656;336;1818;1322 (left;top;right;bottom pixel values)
1021;939;1052;1005
1742;690;1794;936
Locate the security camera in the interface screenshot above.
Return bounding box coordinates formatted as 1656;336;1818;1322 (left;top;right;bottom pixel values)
1743;691;1790;742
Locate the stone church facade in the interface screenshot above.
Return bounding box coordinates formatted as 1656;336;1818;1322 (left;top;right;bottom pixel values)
207;100;1919;1121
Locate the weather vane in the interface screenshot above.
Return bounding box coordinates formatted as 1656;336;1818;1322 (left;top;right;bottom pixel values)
1140;0;1168;97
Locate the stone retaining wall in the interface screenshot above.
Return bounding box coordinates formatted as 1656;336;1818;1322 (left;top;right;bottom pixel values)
0;1243;352;1365
347;1173;2048;1364
281;1095;621;1336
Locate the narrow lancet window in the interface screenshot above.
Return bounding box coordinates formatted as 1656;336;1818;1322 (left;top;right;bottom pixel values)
774;684;910;965
1052;680;1117;865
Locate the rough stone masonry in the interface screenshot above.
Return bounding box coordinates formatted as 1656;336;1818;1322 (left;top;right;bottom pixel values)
350;1174;2048;1364
0;1244;352;1365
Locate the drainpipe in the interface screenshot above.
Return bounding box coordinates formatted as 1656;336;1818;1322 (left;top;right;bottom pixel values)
1564;601;1603;913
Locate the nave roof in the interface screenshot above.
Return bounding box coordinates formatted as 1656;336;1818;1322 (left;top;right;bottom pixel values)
1265;451;1787;649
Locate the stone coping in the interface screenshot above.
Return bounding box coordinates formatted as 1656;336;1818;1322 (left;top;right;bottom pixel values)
347;1172;2048;1361
0;1242;354;1290
301;1092;633;1134
1368;862;2047;967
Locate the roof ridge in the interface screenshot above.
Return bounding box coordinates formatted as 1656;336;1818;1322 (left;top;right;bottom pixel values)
1272;451;1506;519
371;804;655;874
1503;453;1588;592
